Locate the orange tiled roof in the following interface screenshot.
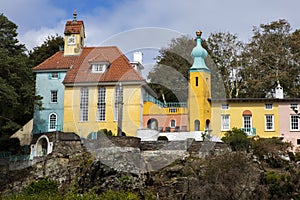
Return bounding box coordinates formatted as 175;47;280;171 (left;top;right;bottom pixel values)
64;20;84;35
33;47;144;84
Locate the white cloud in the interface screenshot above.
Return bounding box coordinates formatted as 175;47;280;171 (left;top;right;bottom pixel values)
1;0;299;51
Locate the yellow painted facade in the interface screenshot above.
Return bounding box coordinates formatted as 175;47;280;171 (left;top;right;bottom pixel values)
211;101;280;138
143;102;188;115
188;71;211;131
63;84;142;137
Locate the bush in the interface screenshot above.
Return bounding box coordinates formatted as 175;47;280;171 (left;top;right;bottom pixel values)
97;129;113;137
221;127;250;151
23;178;58;196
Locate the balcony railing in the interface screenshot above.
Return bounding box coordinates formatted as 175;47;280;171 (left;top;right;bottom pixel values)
241;128;256;137
144;94;187;108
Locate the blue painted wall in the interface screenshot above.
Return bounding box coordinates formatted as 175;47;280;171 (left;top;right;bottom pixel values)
32;71;66;134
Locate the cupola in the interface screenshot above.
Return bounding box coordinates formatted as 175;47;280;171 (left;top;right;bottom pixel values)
63;10;85;56
190;30;210;72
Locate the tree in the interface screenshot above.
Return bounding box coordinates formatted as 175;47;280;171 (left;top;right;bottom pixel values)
0;13;35;136
29;35;64;67
221;127;250;151
147;35;194;102
206;32;244;98
240;19;300;98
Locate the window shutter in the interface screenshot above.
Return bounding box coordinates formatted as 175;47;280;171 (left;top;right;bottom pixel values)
48;73;52;79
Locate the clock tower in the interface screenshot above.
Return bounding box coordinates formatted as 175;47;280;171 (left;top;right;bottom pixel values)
64;10;85;56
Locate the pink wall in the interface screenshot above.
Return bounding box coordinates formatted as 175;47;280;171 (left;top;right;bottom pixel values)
279;102;300;150
143;114;188;132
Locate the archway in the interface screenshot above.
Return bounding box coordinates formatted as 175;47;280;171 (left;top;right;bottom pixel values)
205;119;210;131
194;120;200;131
147;118;158;130
36;136;49;156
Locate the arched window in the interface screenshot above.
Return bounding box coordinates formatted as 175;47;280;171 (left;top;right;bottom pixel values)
205;119;210;130
147;118;158;130
49;113;57;131
194;120;200;131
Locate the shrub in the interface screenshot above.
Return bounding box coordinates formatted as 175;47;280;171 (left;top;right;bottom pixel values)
23;178;58;196
97;129;113;137
221;127;250;151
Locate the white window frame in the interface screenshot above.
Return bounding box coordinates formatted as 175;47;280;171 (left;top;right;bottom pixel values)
221;114;230;131
265;103;273;110
243;115;252;130
80;87;89;122
91;63;107;73
265;115;274;131
48;113;57;131
221;103;229;110
290;115;299;131
170;119;176;128
50;90;58;103
97;87;106;121
114;85;122;121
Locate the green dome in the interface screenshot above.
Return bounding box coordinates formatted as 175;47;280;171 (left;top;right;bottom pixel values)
190;30;210;72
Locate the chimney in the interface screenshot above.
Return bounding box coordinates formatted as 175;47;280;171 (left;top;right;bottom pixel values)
275;82;284;99
133;51;143;64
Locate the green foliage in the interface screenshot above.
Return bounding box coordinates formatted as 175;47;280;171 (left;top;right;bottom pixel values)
0;14;35;136
221;127;250;151
98;190;140;200
148;35;194;102
29;35;64;66
97;129;113;137
23;178;58;196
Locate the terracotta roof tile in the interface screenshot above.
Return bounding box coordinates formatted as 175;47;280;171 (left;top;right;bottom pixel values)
33;47;144;84
64;20;84;35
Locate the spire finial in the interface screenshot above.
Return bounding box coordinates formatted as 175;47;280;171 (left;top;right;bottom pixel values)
73;10;77;21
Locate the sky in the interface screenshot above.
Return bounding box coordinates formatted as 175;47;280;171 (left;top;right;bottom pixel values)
0;0;299;75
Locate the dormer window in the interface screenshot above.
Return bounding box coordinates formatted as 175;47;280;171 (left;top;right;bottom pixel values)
91;63;107;73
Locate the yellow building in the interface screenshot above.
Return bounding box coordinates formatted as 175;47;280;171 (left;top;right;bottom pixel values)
211;99;280;138
188;30;211;131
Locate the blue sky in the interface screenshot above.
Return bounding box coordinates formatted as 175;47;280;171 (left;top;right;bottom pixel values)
1;0;299;49
0;0;299;76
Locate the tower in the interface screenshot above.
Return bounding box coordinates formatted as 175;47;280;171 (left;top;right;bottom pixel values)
64;10;85;56
188;30;211;131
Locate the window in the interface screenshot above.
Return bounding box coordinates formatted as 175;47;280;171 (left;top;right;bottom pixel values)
169;108;177;113
297;139;300;145
97;87;106;121
114;85;123;121
49;113;57;131
265;103;273;110
290;103;298;111
243;115;252;130
91;64;107;73
221;115;230;131
194;120;200;131
170;119;176;128
50;90;58;103
290;115;299;131
80;87;89;122
51;72;58;79
195;77;198;86
221;103;229;110
265;115;274;131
